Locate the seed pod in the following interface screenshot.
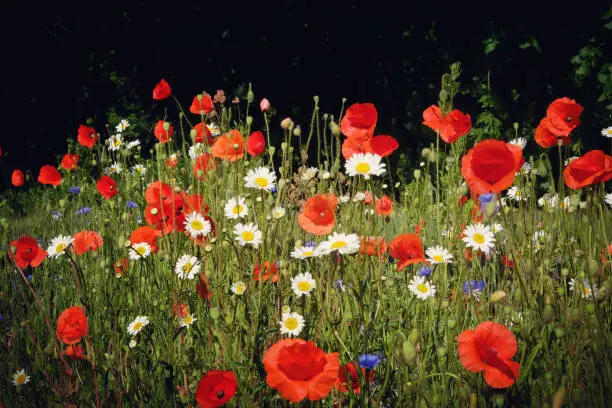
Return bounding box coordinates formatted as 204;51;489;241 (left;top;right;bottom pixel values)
543;304;554;322
401;340;417;364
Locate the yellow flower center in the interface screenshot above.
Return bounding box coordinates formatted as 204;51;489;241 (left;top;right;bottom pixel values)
255;177;269;187
297;281;312;292
232;205;243;214
236;284;246;294
15;373;27;384
473;233;485;245
302;251;314;257
55;243;67;253
114;139;121;147
355;162;371;174
133;322;143;331
607;129;612;135
182;263;192;272
284;317;299;331
331;241;347;249
416;283;429;293
433;254;444;263
190;220;204;231
183;316;193;325
241;231;254;241
136;246;147;256
583;287;591;295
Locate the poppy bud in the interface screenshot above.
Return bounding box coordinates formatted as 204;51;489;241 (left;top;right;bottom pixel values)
293;126;301;137
209;307;220;320
493;394;505;407
123;240;132;248
413;170;421;180
246;116;253;126
91;160;97;166
484;200;497;217
190;129;197;141
281;142;288;152
408;329;420;345
447;319;456;329
280;117;294;130
490;290;507;303
268;146;276;156
260;98;270;112
330;121;340;137
401;338;417;364
543;304;553;322
247;90;254;102
436;346;447;357
561;268;569;277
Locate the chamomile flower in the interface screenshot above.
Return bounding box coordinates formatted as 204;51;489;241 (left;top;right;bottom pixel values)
271;206;286;219
291;272;316;297
207;122;221;136
538;194;559;208
108;134;123;151
127;316;150;336
126;139;141;150
244;167;277;191
604;193;612;208
508;137;527;150
129;242;151;260
174;254;201;280
279;312;305;337
517;162;531;175
46;235;74;259
301;167;318;181
224;197;248;219
179;313;197;328
315;232;361;256
345;153;386;178
491;223;504;233
131;164;146;177
105;162;123;175
425;245;453;264
462;223;496;254
408;275;436;300
234;223;262;248
352;192;366;202
12;369;30;386
188;143;207;160
507;186;528;201
290;245;317;260
339;194;351;203
231;281;247;295
184;212;212;238
601;126;612;138
569;278;599;299
115;119;130;133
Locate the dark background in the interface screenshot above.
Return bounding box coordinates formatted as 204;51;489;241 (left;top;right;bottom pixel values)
1;0;609;182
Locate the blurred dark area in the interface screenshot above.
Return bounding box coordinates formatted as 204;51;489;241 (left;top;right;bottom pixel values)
0;0;609;184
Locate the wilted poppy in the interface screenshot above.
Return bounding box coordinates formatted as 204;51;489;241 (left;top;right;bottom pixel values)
190;94;214;115
563;150;612;190
173;303;189;319
77;124;98;149
153;78;172;100
211;130;244;162
193;123;214;145
457;321;520;388
60;154;79;171
340;103;378;142
96;176;117;199
8;236;47;269
56;306;88;345
195;370;237;408
263;338;340;403
534;117;572;149
196;273;212;301
335;362;374;394
253;261;279;283
375;195;393;216
297;194;339;235
193;153;217;180
130;226;161;253
422;105;472;143
11;169;24;187
389;233;425;271
63;344;86;360
113;257;128;276
38;165;62;186
154;120;174;143
72;231;103;255
359;236;387;258
545;97;583;137
461;139;524;195
246;131;266;157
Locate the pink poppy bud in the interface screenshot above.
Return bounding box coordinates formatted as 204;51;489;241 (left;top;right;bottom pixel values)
260;98;271;112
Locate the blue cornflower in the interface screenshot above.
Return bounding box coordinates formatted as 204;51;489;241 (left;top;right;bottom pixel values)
127;201;139;209
26;274;33;282
76;207;91;215
334;279;346;292
304;240;316;248
51;211;62;220
271;186;278;194
69;186;81;195
359;353;384;370
417;266;433;277
463;280;486;298
478;193;494;212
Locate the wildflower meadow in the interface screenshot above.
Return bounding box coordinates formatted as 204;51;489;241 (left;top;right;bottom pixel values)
1;64;611;407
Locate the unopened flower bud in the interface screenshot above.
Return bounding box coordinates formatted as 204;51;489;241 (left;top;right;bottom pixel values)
246;116;253;126
490;290;507;303
189;129;197;141
246;90;254;102
293;125;301;137
163;121;170;131
330;121;340;137
123;240;132;248
413;169;421;180
280;117;294;130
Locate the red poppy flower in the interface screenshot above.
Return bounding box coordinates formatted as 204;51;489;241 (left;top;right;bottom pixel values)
96;176;117;199
154;120;174;143
340;103;378;142
60;154;79;171
545;97;583;137
335;362;374;394
211;130;245;162
457;321;521;389
246;131;266;157
72;231;103;255
145;181;174;205
389;233;425;271
130;226;161;253
166;154;179;168
38;165;62;186
422;105;472;143
563;150;612;190
263;338;340;403
534;117;572;149
11;169;24;187
253;261;279;283
341;136;399;160
196;273;212;301
415;219;425;235
8;236;47;269
56;306;88;345
461;139;524;195
298;194;339;235
195;370;237;408
375;195;393;216
359;236;387;258
193;153;218;180
173;303;189;319
63;343;86;360
77;124;98;149
190;94;214;115
113;257;128;276
192;123;213;145
363;191;373;205
153;78;172;100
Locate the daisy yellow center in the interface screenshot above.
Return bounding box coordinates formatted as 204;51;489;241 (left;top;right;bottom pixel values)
515;190;521;197
608;129;612;135
255;177;269;187
284;317;299;331
183;316;193;325
136;246;147;256
236;284;245;294
182;263;192;272
133;322;143;331
15;373;27;384
302;251;314;257
297;281;312;292
433;254;444;263
473;233;485;245
331;241;347;249
241;231;254;241
416;283;429;293
583;287;591;295
232;205;243;214
55;243;67;253
114;139;121;147
190;220;204;231
355;162;371;173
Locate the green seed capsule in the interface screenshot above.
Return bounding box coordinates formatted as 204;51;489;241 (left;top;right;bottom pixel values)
401;340;417;364
543;304;553;322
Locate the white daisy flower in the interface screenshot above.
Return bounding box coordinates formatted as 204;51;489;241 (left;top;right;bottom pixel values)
508;137;527;150
184;212;212;238
507;186;528;202
291;272;316;297
517;162;531;175
234;222;262;248
315;232;361;256
601;126;612;138
231;281;247;295
115;119;130;133
345;153;386;177
301;167;318;181
46;235;74;259
207;122;221;136
271;206;286;219
462;223;496;254
605;193;612;208
491;223;504;233
12;369;30;386
560;196;571;210
279;312;305;337
188;143;207;160
127;316;150;336
290;245;317;259
105;162;123;175
408;275;436;300
108;134;123;151
126;139;141;150
569;278;599;299
352;192;366;202
244;167;277;191
339;194;351;203
131;164;146;177
538;194;559;208
224;197;248;219
174;254;201;280
179;313;197;328
425;245;453;264
564;156;578;166
129;242;152;260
